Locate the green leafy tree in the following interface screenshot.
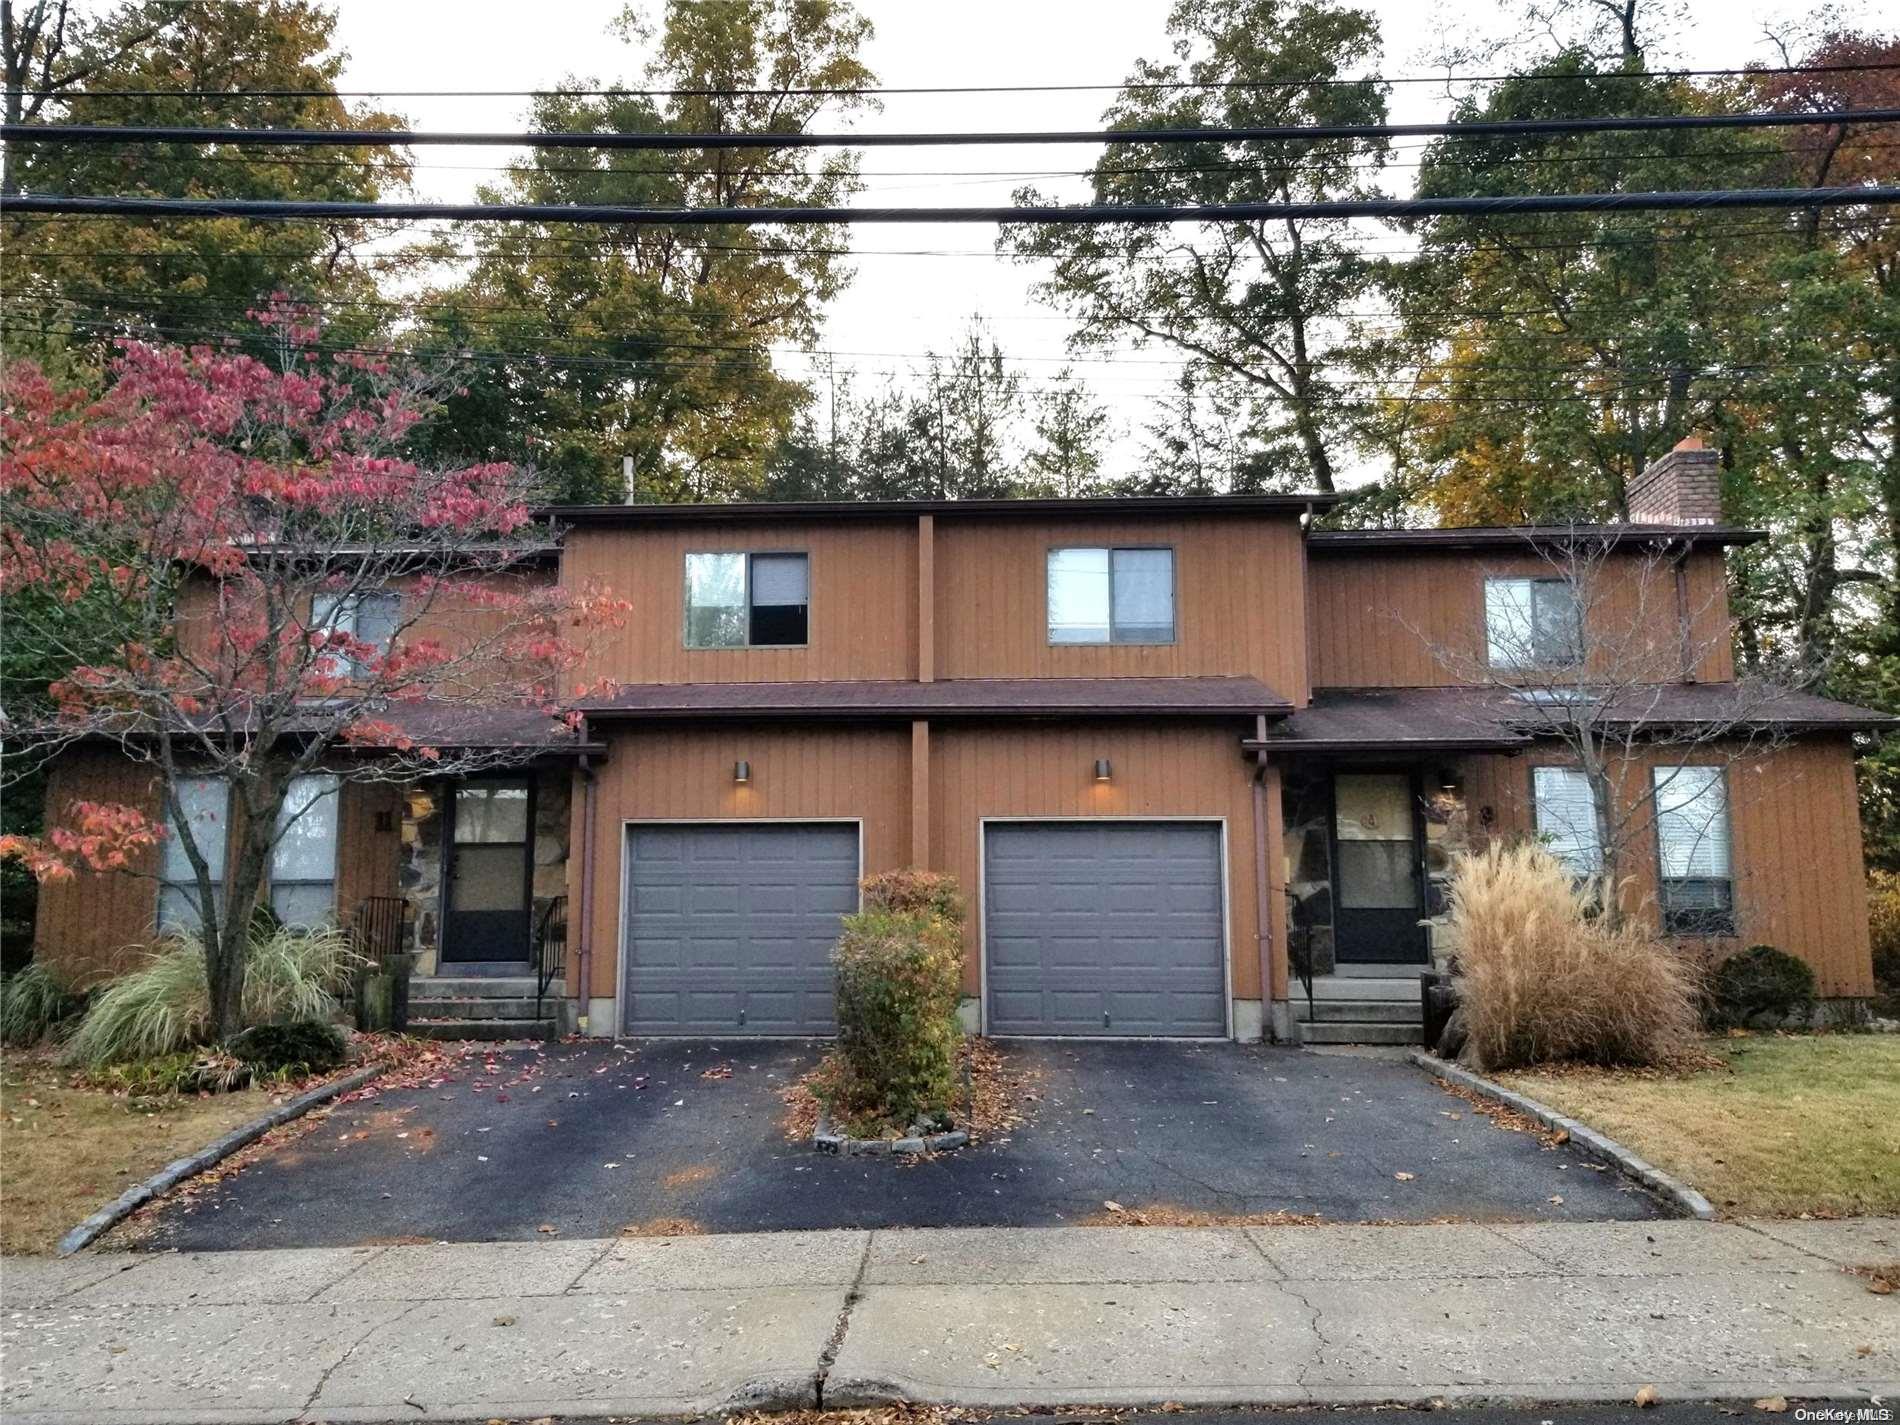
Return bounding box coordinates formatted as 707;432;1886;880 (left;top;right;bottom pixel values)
417;0;876;505
1000;0;1390;493
1023;367;1113;497
1;0;409;370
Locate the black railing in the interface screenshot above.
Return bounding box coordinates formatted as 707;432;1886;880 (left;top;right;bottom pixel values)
533;894;567;1021
352;895;408;969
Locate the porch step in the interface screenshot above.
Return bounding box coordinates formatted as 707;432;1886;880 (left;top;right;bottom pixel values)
1298;1020;1424;1046
1293;998;1422;1024
1305;975;1425;1001
408;1018;556;1042
411;976;551;1000
410;995;546;1020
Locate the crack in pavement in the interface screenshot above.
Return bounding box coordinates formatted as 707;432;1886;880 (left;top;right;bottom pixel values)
812;1230;876;1408
1275;1277;1333;1396
300;1299;423;1418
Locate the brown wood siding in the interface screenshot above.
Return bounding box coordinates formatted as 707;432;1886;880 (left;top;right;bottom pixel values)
1309;548;1733;689
933;514;1309;698
579;725;914;1002
31;748;164;986
334;780;401;916
930;722;1264;1000
1459;737;1873;997
561;521;917;686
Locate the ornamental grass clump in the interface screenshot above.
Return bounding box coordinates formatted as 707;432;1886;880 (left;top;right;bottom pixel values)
1;962;86;1047
1445;843;1700;1072
61;923;362;1068
823;871;966;1132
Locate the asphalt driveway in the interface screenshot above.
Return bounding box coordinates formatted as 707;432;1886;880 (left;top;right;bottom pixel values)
145;1039;1663;1250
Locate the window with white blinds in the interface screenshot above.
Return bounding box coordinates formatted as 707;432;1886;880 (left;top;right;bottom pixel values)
1653;765;1735;935
1532;766;1603;877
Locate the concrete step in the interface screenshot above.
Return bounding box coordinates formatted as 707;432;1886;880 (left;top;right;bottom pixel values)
1298;1020;1424;1046
1304;975;1425;1002
410;996;547;1020
1293;998;1423;1024
408;1018;556;1042
411;976;553;1000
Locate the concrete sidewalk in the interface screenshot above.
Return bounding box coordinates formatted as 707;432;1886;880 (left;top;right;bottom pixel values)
3;1219;1895;1423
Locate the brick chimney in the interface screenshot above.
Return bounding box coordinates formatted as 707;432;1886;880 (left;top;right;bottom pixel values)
1628;436;1722;526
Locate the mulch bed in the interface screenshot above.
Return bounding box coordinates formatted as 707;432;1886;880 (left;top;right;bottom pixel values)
778;1037;1040;1146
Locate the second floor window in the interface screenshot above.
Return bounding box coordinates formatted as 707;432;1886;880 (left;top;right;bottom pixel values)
1532;766;1603;879
1047;546;1175;644
312;589;401;677
684;551;809;648
1485;576;1581;670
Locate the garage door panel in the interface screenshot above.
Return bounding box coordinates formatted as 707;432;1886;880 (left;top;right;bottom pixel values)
624;823;856;1036
985;821;1225;1038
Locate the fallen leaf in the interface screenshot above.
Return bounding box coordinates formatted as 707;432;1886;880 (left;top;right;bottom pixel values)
1394;1171;1416;1182
1754;1398;1789;1413
1551;1129;1570;1145
1635;1385;1659;1408
536;1224;557;1235
1549;1195;1565;1205
492;1315;516;1327
1104;1200;1125;1213
1869;1278;1893;1295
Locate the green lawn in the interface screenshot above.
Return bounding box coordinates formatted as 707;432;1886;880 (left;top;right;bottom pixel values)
1500;1034;1900;1218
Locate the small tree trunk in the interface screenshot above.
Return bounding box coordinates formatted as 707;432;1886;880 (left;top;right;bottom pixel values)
207;839;269;1042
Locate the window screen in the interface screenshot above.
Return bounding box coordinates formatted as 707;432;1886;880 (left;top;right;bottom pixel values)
158;776;228;932
1047;547;1174;644
1654;765;1734;935
270;774;340;927
1532;766;1603;877
1486;577;1582;669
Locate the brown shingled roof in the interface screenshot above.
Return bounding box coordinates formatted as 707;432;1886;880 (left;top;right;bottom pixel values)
1307;524;1765;552
1248;683;1894;753
578;676;1290;720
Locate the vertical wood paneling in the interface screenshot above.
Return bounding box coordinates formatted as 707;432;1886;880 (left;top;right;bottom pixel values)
1458;738;1873;997
932;515;1309;698
582;725;914;1000
335;780;401;916
930;723;1262;999
1309;547;1734;689
32;748;163;986
562;521;917;686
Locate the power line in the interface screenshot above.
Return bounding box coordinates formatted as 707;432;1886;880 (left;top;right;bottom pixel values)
19;60;1900;101
9;107;1900;153
9;186;1898;226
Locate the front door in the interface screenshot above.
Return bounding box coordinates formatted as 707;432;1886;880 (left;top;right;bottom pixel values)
441;780;533;964
1331;771;1429;965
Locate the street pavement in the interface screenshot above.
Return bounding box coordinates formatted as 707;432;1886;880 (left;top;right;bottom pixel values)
3;1218;1894;1423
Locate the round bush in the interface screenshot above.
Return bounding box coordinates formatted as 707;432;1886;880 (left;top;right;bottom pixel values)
1707;945;1816;1029
226;1019;348;1075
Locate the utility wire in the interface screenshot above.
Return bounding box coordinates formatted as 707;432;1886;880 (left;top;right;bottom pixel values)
9;107;1900;152
18;59;1899;100
8;187;1897;226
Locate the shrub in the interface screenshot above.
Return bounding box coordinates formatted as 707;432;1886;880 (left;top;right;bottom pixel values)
86;1050;253;1097
1445;843;1702;1072
62;923;362;1067
1869;873;1900;1010
1706;944;1816;1029
0;962;85;1047
826;903;964;1129
226;1019;348;1076
860;869;965;928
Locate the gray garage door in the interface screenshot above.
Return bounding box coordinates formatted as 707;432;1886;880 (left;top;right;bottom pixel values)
622;822;858;1036
985;821;1226;1037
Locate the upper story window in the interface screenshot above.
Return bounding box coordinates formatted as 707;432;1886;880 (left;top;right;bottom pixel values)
1531;766;1603;879
684;552;809;649
1485;576;1581;670
1047;546;1175;645
1654;765;1734;936
312;589;401;677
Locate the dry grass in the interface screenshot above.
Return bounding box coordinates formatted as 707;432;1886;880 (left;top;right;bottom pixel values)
1500;1033;1900;1217
0;1052;281;1255
1447;843;1702;1071
619;1216;706;1237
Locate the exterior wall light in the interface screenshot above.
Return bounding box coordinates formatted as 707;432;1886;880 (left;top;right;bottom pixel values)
1093;758;1113;782
733;760;751;784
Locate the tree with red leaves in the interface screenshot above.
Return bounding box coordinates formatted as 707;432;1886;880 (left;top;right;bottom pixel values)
1;301;626;1039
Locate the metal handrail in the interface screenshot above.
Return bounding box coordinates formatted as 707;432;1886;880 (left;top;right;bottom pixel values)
532;894;567;1021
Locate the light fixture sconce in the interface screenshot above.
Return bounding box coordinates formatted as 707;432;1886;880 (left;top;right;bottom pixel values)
733;759;751;784
1093;758;1113;782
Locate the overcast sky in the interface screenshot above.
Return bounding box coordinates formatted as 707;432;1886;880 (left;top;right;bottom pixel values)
328;0;1873;485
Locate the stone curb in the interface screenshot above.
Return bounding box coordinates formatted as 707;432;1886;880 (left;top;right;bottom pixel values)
813;1109;970;1157
1409;1052;1717;1221
56;1063;385;1257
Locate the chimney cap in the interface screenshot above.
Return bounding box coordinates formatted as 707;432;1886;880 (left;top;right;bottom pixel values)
1673;435;1707;452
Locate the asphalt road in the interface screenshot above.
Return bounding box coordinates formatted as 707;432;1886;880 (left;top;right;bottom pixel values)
146;1038;1665;1250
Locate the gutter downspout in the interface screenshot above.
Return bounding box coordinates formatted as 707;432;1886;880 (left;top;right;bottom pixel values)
1250;713;1276;1044
575;744;598;1034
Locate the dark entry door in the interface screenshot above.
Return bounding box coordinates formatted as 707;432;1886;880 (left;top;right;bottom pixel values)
1331;772;1428;965
442;781;533;964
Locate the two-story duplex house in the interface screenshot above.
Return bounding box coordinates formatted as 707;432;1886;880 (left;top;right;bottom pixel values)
31;439;1891;1043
